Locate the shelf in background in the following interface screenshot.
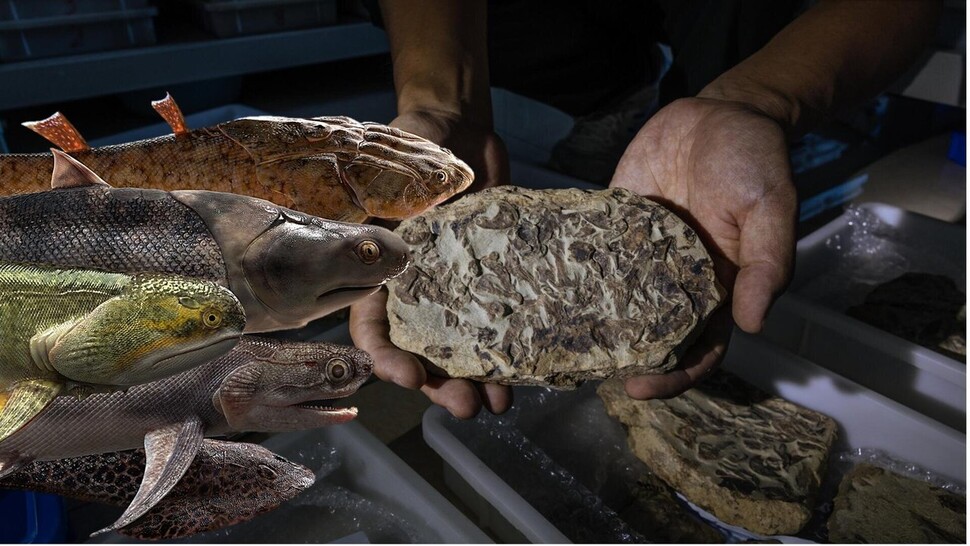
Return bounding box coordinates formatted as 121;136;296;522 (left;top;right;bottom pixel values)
0;21;389;111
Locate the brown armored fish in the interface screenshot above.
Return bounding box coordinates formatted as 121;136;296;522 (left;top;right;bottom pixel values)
0;94;474;222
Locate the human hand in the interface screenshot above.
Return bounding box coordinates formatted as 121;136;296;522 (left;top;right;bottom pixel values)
349;109;513;419
610;97;797;399
387;108;510;193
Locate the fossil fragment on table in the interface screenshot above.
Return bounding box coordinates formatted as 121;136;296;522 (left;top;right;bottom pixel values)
597;371;838;536
619;472;726;543
827;463;966;544
847;272;966;361
386;186;724;388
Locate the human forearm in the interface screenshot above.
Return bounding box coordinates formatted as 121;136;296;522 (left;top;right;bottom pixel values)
699;0;942;136
379;0;493;127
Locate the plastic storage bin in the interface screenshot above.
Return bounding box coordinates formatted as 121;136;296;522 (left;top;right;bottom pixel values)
760;203;966;431
0;7;158;62
423;330;966;543
185;0;338;38
0;490;68;543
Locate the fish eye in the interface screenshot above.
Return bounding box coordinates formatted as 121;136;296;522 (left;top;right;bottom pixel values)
202;308;222;329
256;464;278;481
433;170;448;184
326;358;350;383
355;240;381;264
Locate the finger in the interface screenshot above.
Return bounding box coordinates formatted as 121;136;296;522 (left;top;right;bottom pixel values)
734;183;797;333
349;288;427;390
478;383;513;415
421;376;483;419
624;307;733;399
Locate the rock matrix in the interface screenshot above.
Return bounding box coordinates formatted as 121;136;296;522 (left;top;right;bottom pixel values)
597;371;837;535
827;463;966;543
387;186;724;387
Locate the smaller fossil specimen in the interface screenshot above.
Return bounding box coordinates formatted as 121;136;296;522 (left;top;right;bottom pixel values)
827;464;966;544
847;272;966;361
387;186;724;388
597;371;837;536
619;473;726;543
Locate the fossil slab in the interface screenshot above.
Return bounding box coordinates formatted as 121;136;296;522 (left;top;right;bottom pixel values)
847;272;966;361
827;464;965;543
386;186;724;388
620;473;726;543
597;371;837;536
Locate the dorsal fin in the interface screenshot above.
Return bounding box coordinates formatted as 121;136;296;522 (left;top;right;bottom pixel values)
22;112;90;153
151;93;189;136
50;149;110;189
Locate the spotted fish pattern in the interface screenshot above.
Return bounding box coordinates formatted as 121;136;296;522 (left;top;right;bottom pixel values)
0;439;315;540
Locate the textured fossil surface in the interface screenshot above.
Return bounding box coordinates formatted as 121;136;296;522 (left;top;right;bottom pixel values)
847;272;966;361
827;464;966;544
386;186;724;387
619;472;726;543
597;371;838;536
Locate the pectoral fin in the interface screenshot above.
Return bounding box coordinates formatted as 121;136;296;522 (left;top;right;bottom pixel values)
151;93;189;136
0;379;61;442
93;416;204;536
22;112;90;152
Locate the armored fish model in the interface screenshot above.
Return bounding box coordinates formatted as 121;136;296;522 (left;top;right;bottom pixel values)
1;94;474;222
0;150;410;332
2;439;315;540
0;336;371;536
0;262;245;442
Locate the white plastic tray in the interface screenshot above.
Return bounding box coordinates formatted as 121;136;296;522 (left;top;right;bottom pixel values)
762;202;966;430
423;331;966;543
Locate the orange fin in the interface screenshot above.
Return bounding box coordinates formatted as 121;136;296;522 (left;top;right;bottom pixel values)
22;112;90;153
50;149;110;189
151;93;189;136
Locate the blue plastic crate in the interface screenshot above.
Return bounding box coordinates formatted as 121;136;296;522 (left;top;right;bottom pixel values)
0;490;68;543
947;131;965;167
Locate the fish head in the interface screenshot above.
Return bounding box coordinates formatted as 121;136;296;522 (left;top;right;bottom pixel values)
51;276;245;386
213;337;373;431
241;211;411;329
171;190;410;332
218;115;473;220
339;122;474;220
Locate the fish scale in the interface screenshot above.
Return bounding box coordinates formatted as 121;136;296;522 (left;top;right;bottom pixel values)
0;186;226;282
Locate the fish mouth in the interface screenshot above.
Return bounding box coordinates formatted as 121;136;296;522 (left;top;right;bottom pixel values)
292;400;358;424
316;284;382;302
145;334;241;374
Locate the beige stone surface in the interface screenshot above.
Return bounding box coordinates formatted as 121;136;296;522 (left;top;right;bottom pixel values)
597;372;838;536
828;463;966;543
386;186;724;388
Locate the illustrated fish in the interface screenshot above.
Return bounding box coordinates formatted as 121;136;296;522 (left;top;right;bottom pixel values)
0;150;410;332
0;262;245;443
0;336;371;536
1;94;474;222
1;439;316;540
